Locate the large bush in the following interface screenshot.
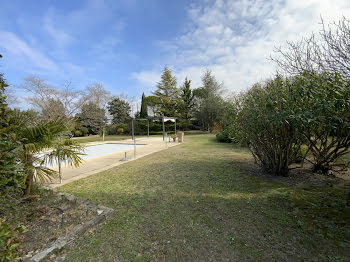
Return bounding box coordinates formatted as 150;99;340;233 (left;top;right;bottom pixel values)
225;72;350;176
291;72;350;173
0;219;25;261
106;123;129;135
216;99;243;144
0;73;24;194
0;69;25;261
240;77;303;176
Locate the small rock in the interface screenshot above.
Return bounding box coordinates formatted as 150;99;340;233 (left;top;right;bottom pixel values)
97;209;103;215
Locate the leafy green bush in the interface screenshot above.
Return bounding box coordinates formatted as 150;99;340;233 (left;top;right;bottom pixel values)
216;99;243;144
234;72;350;176
240;77;303;176
74;130;82;137
0;219;25;262
291;72;350;173
0;73;24;194
73;126;88;137
216;130;231;143
106;123;128;135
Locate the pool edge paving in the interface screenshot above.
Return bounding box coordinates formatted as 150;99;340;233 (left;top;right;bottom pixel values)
48;137;181;188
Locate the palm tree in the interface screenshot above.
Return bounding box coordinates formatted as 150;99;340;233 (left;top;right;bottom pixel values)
11;110;84;195
45;139;85;183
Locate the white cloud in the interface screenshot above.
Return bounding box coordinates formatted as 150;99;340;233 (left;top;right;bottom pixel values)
0;30;59;73
130;70;162;93
133;0;350;94
43;8;74;47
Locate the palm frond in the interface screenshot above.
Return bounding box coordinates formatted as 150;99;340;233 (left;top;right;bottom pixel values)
44;139;86;168
33;166;58;183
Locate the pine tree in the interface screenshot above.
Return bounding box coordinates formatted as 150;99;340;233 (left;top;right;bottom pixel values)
152;66;178;116
194;70;224;132
177;78;194;130
180;77;194;120
140;92;148;118
107;97;131;124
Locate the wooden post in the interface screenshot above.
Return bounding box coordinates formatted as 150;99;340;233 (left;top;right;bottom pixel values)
174;119;176;135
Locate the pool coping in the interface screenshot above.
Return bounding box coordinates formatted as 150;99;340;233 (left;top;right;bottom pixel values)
49;138;182;188
45;142;146;169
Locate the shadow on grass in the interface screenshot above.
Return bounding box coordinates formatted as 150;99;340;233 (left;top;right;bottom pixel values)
59;134;350;262
61;186;350;262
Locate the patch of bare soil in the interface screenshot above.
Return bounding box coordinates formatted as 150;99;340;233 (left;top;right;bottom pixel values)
232;156;350;189
1;188;98;259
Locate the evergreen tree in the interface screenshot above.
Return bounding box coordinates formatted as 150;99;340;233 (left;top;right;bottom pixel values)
178;78;194;130
194;70;224;132
153;66;178;116
0;68;24;194
140;92;148;118
107;97;131;124
78;102;106;135
179;77;194;120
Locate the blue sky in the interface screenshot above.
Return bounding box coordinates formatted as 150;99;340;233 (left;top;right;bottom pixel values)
1;0;350;110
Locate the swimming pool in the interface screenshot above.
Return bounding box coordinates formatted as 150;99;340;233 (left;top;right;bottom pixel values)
41;143;143;167
79;143;142;160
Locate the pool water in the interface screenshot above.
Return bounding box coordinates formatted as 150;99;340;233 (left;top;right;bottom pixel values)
80;143;141;160
41;143;142;167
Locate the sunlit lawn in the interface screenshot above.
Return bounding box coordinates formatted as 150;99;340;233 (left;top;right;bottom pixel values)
59;134;350;262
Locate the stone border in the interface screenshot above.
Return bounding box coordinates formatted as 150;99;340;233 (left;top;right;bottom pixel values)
19;189;114;262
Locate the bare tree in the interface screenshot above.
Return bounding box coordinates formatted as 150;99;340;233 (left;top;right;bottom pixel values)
21;75;58;112
271;16;350;78
84;82;111;109
59;80;87;117
20;76;87;118
82;83;111;140
3;87;19;106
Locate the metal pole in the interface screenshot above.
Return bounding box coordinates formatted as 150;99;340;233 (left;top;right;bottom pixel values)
162;118;165;141
134;136;136;159
131;119;134;140
147;119;149;138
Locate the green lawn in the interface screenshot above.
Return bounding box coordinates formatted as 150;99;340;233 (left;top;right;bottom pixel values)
59;134;350;262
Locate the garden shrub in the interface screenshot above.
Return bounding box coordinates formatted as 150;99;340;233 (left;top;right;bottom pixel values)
106;123;128;135
0;71;25;261
291;72;350;173
0;73;24;194
240;77;303;176
216;130;231;143
0;219;25;262
216;99;243;144
72;126;88;137
74;130;82;137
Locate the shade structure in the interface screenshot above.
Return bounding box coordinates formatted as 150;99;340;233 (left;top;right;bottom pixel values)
132;117;177;141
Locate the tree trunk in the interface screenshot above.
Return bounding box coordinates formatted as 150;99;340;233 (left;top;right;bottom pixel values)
102;125;105;141
58;155;62;184
24;154;34;196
